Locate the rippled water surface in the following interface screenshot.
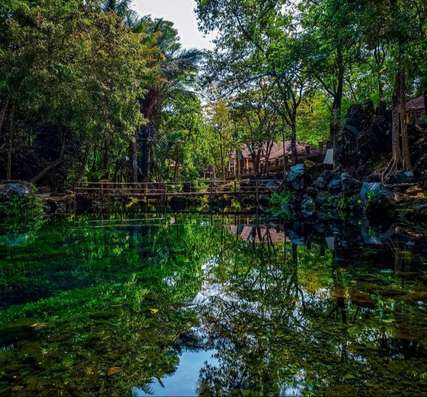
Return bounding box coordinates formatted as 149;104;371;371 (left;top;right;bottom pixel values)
0;214;426;396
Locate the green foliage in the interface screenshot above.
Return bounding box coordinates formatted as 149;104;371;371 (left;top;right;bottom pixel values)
0;193;44;240
367;190;378;202
268;191;293;220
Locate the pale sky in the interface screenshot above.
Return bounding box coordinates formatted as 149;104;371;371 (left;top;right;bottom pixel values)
132;0;215;50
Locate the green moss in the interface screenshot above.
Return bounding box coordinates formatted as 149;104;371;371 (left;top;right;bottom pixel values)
0;193;44;235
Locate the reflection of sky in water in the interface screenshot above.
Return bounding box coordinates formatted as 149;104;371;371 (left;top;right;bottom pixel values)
132;350;218;397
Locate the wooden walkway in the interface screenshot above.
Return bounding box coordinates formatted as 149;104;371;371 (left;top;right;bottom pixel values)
75;179;282;200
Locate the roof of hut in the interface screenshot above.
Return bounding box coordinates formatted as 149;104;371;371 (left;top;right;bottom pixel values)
235;141;312;160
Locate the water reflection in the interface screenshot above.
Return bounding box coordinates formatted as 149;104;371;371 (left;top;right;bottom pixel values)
0;215;426;396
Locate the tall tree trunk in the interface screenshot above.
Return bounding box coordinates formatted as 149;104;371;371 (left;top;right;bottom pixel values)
0;98;9;136
330;46;344;157
140;122;154;181
219;132;225;178
7;102;15;180
131;136;138;183
139;89;159;182
392;72;402;167
290;123;298;164
102;133;112;180
424;89;427;117
399;70;411;169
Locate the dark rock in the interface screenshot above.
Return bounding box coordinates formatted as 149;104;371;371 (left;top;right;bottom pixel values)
337;102;392;179
365;174;382;183
388;170;415;185
0;182;31;197
327;174;342;193
286;164;305;190
314;170;333;190
315;191;332;206
301;195;316;218
341;172;361;194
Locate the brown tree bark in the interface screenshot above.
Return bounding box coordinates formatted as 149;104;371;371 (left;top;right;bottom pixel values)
290;124;298;165
0;98;9;137
392;73;402;167
6;102;15;180
330;46;344;157
139;89;159;181
399;71;411;169
131;136;138;183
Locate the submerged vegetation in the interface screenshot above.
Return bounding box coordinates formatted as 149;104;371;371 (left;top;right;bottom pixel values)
0;215;426;395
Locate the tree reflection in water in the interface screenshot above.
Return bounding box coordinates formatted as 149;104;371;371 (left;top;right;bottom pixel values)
195;221;427;397
0;215;426;396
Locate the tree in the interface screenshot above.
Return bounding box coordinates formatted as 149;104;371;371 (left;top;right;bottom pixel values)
131;17;203;181
0;0;149;186
300;0;362;152
231;84;284;177
354;0;426;171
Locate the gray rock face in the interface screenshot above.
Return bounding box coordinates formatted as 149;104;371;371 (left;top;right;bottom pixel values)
286;164;305;190
0;182;31;198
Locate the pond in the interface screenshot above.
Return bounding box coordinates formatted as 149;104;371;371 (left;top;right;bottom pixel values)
0;214;426;396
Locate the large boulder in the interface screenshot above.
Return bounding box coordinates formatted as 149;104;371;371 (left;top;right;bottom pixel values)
286;164;305;190
0;182;31;198
360;182;393;204
360;182;394;222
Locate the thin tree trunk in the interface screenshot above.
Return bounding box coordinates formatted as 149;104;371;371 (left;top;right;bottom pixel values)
424;89;427;117
392;72;402;167
290;124;298;164
330;46;344;160
399;70;411;169
7;102;15;180
219;131;225;178
102;133;112;180
140;122;153;181
131;136;138;183
0;98;9;136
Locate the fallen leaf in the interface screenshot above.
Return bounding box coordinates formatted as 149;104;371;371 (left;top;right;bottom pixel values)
107;367;121;377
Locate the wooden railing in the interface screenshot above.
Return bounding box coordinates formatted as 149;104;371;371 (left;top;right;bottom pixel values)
74;179;282;199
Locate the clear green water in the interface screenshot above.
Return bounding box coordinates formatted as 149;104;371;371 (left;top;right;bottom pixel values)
0;214;426;396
